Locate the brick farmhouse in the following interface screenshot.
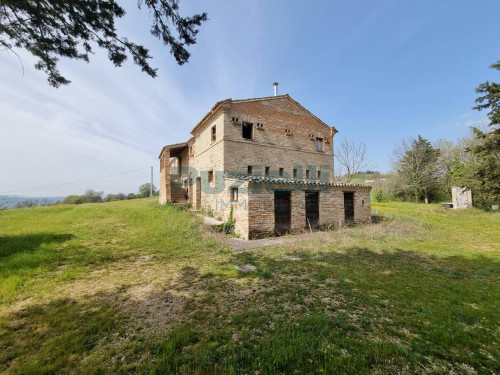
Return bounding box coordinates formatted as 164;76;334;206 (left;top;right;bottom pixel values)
159;94;371;239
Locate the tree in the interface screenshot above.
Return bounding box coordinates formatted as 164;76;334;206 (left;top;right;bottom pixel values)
138;183;157;198
14;199;39;208
80;189;103;203
126;193;136;200
335;139;369;182
467;61;500;207
393;136;440;204
0;1;207;87
104;194;119;202
473;61;500;129
104;193;127;202
61;195;83;204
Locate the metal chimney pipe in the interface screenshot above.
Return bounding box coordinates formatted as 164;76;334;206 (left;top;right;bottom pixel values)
273;82;279;96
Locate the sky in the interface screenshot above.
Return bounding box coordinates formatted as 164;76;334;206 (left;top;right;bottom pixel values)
1;0;499;197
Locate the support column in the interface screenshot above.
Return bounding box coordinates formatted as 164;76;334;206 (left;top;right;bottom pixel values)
291;189;306;231
159;150;171;204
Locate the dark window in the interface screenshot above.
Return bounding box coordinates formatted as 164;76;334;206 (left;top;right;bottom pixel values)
293;169;297;178
248;165;253;175
231;188;238;202
306;170;310;179
316;137;323;152
242;122;253;139
265;166;270;176
211;126;216;142
317;171;321;179
279;168;284;177
208;170;214;183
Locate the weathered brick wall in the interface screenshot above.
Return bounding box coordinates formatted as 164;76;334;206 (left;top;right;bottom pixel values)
353;189;371;223
291;189;307;231
159;150;170;205
208;178;250;238
224;96;336;180
317;188;345;227
159;95;371;239
189;112;225;210
247;184;275;239
243;183;371;239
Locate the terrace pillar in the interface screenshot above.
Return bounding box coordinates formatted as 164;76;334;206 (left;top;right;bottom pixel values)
159;150;171;204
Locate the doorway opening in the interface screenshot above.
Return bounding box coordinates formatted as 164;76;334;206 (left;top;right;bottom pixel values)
344;192;354;222
274;191;291;235
305;191;319;229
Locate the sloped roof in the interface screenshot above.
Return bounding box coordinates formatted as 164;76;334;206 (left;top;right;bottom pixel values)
225;172;371;189
158;142;188;159
190;94;337;136
231;94;337;133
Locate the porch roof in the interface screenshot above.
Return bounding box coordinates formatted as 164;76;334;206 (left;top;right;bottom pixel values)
225;173;371;189
158;142;188;159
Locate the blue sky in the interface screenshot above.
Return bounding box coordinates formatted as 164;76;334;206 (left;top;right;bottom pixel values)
1;0;499;197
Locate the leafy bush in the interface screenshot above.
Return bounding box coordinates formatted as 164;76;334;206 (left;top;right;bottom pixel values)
373;188;384;202
61;195;83;205
80;189;104;203
221;205;236;234
138;183;158;198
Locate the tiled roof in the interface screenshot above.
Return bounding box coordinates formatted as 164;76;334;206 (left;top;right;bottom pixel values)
225;173;371;189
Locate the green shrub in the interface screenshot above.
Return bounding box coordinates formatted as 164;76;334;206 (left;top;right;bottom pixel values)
61;195;82;205
373;188;384;202
221;205;236;234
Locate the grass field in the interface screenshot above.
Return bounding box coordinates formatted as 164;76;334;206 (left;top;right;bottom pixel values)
0;199;499;374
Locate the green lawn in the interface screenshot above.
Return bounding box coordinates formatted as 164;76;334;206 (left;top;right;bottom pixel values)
0;199;499;374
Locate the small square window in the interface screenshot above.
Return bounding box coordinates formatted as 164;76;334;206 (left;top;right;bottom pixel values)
231;188;238;202
265;166;270;176
306;170;310;179
248;165;253;175
242;122;253;139
293;169;297;178
279;168;284;177
208;170;214;183
316;137;323;152
211;125;216;142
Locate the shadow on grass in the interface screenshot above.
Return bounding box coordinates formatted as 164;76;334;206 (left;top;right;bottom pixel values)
1;246;498;374
0;233;75;258
0;293;123;374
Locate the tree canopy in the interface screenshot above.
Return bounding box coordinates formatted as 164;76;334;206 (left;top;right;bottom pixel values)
139;183;157;198
473;61;500;128
0;0;207;87
465;60;500;207
393;135;440;204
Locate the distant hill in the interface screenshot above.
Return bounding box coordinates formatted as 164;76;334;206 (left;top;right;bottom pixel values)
0;196;65;209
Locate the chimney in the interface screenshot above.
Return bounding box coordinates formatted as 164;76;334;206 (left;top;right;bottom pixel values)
273;82;279;96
